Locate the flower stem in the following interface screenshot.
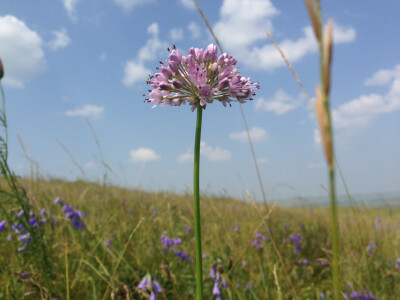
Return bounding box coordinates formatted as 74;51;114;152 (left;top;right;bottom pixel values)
193;101;203;300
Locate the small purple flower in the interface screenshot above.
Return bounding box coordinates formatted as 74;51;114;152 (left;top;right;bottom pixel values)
149;292;156;300
17;210;24;219
138;274;151;291
0;220;6;233
54;197;62;205
212;283;221;297
21;271;28;278
396;258;400;269
153;280;162;293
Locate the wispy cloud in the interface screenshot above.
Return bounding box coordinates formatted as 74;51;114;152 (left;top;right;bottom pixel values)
178;0;195;11
113;0;154;12
255;89;302;115
122;23;168;87
65;104;104;118
214;0;355;71
0;15;45;88
333;64;400;129
178;142;232;163
48;28;71;50
130;147;160;163
187;22;201;39
168;28;184;41
62;0;79;21
229;127;268;142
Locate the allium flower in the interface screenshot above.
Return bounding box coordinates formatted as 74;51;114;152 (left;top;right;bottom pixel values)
146;44;258;111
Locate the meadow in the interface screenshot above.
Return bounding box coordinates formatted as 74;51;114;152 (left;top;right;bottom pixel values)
0;177;399;299
1;1;399;299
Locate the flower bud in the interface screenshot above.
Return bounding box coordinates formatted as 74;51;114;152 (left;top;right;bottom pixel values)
161;66;172;78
172;78;183;89
169;61;179;73
159;82;172;91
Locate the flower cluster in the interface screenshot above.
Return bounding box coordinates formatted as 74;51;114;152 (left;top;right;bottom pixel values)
161;232;191;262
289;234;303;254
146;44;259;111
251;232;268;250
0;207;49;252
54;197;86;229
137;274;162;300
209;264;227;300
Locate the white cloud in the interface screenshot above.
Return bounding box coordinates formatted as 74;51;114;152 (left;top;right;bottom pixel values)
214;0;279;50
255;90;300;115
65;104;104;118
169;28;184;41
179;0;196;10
122;61;151;87
333;64;400;129
229;127;268;142
123;23;168;87
364;65;400;86
113;0;153;12
130;147;160;163
48;28;71;50
187;22;201;39
213;0;355;71
178;152;193;163
178;142;232;163
313;128;321;145
100;52;107;61
62;0;79;21
0;15;45;88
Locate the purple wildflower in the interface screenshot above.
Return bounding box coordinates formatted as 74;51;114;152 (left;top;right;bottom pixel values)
0;220;6;233
17;210;24;219
21;271;28;278
289;234;303;254
251;232;267;250
146;44;258;111
153;280;162;293
396;258;400;269
56;200;86;229
138;274;151;291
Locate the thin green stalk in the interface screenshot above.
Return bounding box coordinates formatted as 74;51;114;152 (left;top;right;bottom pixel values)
329;167;340;299
193;101;203;299
65;243;70;300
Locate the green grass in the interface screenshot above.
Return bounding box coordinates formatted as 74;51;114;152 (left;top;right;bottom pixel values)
1;178;399;299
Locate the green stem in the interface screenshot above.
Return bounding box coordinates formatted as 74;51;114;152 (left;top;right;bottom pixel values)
329;167;340;299
193;101;203;299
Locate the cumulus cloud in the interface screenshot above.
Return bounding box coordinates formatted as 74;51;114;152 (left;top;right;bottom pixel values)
168;28;184;41
62;0;79;21
333;64;400;129
123;23;168;87
179;0;196;10
255;90;301;115
187;22;201;39
229;127;268;142
48;28;71;50
113;0;153;12
130;147;160;163
178;142;232;163
0;15;45;88
65;104;104;118
213;0;355;71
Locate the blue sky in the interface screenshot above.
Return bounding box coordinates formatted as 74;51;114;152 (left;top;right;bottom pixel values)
1;0;399;201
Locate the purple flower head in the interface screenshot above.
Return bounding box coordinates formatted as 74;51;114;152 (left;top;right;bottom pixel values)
17;210;24;219
153;280;162;293
396;258;400;268
209;264;217;280
149;292;156;300
21;271;28;279
138;274;151;291
0;220;6;233
212;283;221;297
54;197;62;205
146;44;258;110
